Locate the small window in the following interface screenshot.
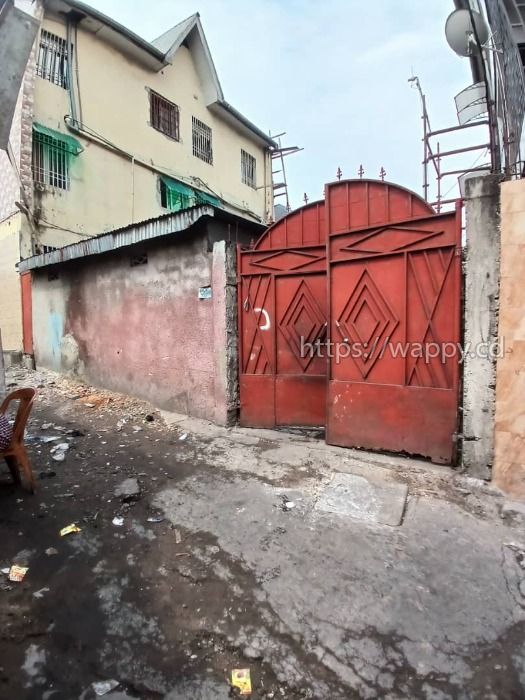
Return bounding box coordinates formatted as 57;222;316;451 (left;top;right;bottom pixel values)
32;129;71;190
36;30;70;89
150;91;180;140
241;149;257;188
130;253;148;267
192;116;213;164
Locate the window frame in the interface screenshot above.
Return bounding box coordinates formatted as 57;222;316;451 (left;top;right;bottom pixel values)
32;130;71;190
192;116;213;165
36;29;70;89
241;149;257;188
149;90;180;141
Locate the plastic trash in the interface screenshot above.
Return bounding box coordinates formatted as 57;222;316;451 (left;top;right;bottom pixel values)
8;565;28;582
231;669;252;695
60;524;81;537
92;680;119;696
51;442;70;461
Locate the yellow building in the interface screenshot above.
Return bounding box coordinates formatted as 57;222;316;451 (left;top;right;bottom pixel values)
0;0;276;354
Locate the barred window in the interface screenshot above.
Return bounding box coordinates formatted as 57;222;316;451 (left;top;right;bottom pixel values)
192;116;213;164
241;149;256;188
32;130;70;190
36;30;70;89
150;91;179;140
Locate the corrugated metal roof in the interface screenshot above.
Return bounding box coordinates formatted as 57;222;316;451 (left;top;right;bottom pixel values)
18;206;214;272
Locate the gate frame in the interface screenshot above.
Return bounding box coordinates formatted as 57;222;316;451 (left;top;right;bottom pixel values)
238;178;463;465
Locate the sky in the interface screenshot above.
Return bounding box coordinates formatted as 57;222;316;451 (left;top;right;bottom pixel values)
84;0;476;209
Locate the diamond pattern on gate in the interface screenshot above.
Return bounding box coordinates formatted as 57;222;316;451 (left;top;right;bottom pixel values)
280;280;326;372
337;269;399;379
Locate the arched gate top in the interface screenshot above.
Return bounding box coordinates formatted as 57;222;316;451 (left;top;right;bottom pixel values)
254;179;434;252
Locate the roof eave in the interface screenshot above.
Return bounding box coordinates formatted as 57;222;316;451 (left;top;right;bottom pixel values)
45;0;167;70
211;100;277;149
18;206;214;272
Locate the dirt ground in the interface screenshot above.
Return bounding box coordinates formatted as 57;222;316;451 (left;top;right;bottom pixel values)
0;368;311;700
1;367;525;700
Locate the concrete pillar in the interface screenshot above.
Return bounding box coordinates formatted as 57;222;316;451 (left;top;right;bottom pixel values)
212;240;238;426
462;174;502;479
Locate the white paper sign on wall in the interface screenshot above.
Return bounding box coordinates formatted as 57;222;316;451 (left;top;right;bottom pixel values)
198;286;212;300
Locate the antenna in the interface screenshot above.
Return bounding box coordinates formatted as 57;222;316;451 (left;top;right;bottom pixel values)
444;9;492;57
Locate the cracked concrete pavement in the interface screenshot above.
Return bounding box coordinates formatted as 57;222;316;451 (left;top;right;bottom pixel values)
0;367;524;699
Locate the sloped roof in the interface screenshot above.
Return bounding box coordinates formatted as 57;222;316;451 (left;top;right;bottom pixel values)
18;204;265;272
151;13;276;147
151;13;199;54
47;1;276;147
152;12;224;106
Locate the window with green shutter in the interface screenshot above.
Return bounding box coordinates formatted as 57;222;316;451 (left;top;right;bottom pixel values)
159;176;221;211
32;124;81;190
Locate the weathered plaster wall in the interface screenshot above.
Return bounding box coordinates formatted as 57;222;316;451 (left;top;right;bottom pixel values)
462;175;501;479
0;214;23;351
493;179;525;499
27;12;272;254
32;230;235;423
212;240;238;425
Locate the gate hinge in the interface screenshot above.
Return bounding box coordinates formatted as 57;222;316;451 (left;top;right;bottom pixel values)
455;246;462;257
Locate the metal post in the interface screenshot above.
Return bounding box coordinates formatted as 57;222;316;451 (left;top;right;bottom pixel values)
436;141;441;213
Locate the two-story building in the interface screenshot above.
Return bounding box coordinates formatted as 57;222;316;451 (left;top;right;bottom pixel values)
0;0;276;356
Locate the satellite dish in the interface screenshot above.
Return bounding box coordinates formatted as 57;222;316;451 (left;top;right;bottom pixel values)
445;9;489;57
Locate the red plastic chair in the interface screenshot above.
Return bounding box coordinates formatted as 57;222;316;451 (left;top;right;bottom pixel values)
0;388;36;493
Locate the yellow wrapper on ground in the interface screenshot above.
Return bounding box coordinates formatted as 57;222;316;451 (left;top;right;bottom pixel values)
60;524;81;537
9;565;28;582
231;668;251;695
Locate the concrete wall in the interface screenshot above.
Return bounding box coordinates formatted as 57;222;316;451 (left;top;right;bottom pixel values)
0;214;23;351
27;13;272;254
0;0;41;353
31;227;239;424
462;175;501;479
493;179;525;499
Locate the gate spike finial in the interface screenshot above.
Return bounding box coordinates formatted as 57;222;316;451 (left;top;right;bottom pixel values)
336;167;343;181
303;192;309;205
358;164;364;179
379;166;387;182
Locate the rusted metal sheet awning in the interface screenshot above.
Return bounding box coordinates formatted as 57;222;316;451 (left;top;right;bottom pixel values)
18;206;214;272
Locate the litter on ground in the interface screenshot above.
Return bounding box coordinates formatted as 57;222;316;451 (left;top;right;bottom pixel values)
8;565;28;582
59;524;81;537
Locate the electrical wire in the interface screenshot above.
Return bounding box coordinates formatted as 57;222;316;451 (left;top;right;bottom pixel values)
38;219;93;238
65;116;263;222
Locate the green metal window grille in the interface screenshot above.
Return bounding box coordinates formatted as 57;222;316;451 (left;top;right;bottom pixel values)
32;125;81;190
160;176;221;212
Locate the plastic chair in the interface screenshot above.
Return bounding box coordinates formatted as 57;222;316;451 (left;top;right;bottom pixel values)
0;388;36;493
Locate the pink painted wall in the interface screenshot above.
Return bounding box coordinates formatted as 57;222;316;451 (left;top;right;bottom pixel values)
32;232;234;424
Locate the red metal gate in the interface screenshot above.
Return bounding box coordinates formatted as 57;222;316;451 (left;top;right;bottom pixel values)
325;181;461;463
238;179;461;464
238;201;327;427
